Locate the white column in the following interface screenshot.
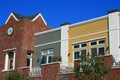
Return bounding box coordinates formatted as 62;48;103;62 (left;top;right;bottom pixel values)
5;53;8;70
108;11;120;64
61;25;69;66
13;51;16;70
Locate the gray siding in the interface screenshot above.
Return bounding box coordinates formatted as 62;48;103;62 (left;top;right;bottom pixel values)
35;30;61;45
34;30;61;67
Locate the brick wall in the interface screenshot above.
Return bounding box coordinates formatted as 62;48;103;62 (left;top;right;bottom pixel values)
41;62;60;80
0;14;51;80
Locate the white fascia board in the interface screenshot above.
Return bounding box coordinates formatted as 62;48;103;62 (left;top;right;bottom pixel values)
69;15;108;28
34;27;61;36
5;13;19;24
32;13;47;25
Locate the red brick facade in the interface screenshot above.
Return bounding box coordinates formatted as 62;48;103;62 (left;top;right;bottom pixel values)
0;13;51;80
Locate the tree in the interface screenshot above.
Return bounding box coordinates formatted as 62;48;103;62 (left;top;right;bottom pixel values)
5;70;29;80
74;55;112;80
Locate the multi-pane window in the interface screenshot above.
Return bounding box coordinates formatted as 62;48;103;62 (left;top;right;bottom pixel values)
74;50;86;59
91;47;105;58
41;49;54;64
73;39;106;60
4;51;15;70
27;52;32;67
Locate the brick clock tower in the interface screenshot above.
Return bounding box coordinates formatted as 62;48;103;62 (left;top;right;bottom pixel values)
0;12;51;79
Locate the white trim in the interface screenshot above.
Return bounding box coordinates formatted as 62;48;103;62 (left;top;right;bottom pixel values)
72;37;106;45
13;51;16;70
4;53;9;70
70;30;108;40
34;27;60;36
4;51;16;71
35;40;61;48
69;15;108;28
3;48;16;52
32;13;47;25
5;13;19;24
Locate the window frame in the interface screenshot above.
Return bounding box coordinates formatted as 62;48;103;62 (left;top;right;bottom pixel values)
41;49;54;64
4;51;16;71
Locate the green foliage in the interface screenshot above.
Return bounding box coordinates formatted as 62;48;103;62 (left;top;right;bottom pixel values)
74;55;112;80
5;70;29;80
52;56;61;62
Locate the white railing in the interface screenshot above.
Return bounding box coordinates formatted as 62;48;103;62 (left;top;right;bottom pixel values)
29;67;41;77
60;66;74;73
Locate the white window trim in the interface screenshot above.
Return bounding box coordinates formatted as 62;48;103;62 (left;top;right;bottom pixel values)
3;51;16;72
41;49;54;64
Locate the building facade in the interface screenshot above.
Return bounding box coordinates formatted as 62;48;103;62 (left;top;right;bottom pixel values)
0;12;50;79
1;10;120;80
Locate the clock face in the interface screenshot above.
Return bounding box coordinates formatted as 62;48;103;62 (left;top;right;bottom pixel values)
7;26;14;35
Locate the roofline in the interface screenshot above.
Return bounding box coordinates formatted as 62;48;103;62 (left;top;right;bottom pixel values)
32;13;47;25
5;13;47;25
69;15;108;28
5;13;19;24
34;27;61;36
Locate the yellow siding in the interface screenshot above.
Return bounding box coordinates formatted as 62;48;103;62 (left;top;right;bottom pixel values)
68;18;109;66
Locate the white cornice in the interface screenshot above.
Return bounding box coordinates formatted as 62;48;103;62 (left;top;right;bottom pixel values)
69;15;108;28
32;13;47;25
5;13;19;24
3;48;16;52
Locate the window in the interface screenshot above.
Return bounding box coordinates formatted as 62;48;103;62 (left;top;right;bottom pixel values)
91;48;97;58
74;44;79;49
99;39;105;44
81;43;87;47
74;50;86;59
91;47;105;58
91;41;97;46
27;52;32;67
41;49;54;64
4;51;15;70
98;47;105;55
74;51;80;59
81;50;86;57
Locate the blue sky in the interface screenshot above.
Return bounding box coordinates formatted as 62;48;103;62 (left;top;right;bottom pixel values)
0;0;120;28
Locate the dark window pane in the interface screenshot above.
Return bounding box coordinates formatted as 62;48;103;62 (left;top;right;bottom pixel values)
41;56;47;64
9;59;13;69
74;51;80;59
81;50;86;57
74;44;79;49
27;59;30;66
99;47;105;55
8;52;14;58
48;56;52;63
81;43;87;47
91;41;97;46
99;40;105;44
91;48;97;58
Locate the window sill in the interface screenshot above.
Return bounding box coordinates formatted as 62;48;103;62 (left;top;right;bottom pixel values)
41;62;61;66
2;69;14;72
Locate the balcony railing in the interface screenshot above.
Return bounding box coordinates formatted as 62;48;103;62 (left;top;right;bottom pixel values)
60;66;74;73
29;67;41;77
